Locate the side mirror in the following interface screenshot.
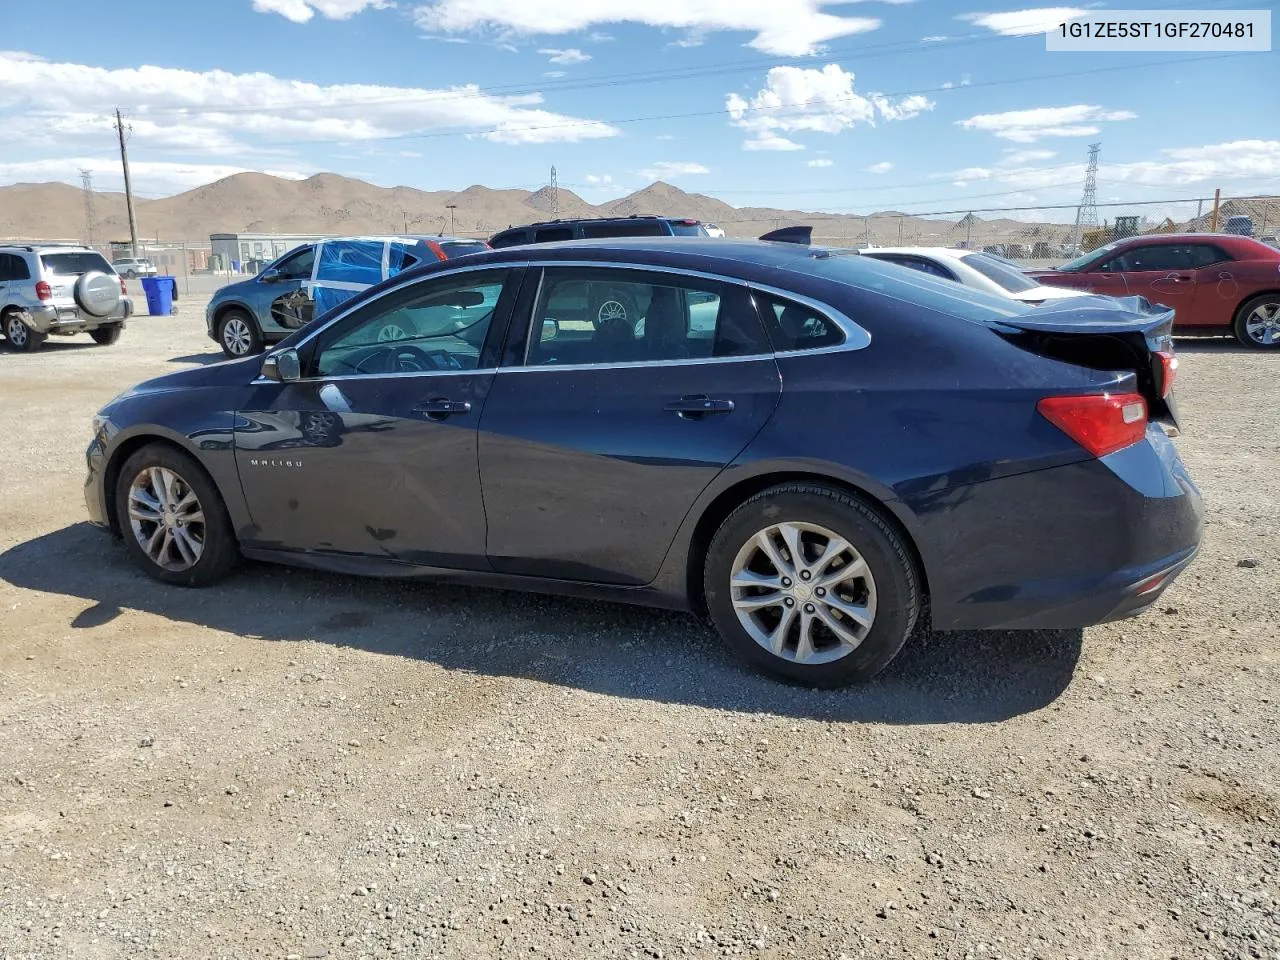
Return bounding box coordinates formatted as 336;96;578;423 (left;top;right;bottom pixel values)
261;268;282;283
541;318;559;342
261;348;301;382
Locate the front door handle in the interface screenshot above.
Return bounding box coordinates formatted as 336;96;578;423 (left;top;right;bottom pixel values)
414;398;472;419
665;395;735;419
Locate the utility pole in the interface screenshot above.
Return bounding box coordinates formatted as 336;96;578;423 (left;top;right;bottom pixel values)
446;203;457;234
1210;188;1221;232
115;109;140;259
79;169;96;245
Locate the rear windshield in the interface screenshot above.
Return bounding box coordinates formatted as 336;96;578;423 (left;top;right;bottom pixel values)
437;240;489;259
42;252;113;275
667;221;706;237
489;230;529;249
960;253;1039;293
807;252;1030;323
579;220;666;239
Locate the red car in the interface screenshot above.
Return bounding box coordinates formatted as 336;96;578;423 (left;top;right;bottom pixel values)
1029;233;1280;349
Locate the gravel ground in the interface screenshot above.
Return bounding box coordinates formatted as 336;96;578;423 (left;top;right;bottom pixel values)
1;307;1277;960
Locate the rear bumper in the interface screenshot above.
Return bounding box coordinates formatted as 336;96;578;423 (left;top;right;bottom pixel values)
27;299;132;334
908;425;1204;632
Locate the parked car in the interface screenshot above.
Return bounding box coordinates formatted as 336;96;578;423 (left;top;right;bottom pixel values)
1028;233;1280;348
488;216;709;249
861;247;1091;304
1223;215;1254;237
87;235;1200;687
206;234;490;358
704;223;727;238
1;244;132;352
112;257;158;278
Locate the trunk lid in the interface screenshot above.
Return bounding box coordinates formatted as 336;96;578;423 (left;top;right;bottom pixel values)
990;295;1180;428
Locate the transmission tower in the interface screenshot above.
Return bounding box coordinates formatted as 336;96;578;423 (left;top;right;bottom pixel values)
80;168;96;244
549;165;559;220
1069;142;1101;250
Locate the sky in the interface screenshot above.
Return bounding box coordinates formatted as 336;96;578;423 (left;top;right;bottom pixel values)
0;0;1276;223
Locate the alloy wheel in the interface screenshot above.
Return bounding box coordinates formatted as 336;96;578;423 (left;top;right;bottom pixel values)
1244;302;1280;346
6;316;29;347
127;466;206;572
596;300;627;325
222;316;252;355
729;521;877;665
376;323;410;342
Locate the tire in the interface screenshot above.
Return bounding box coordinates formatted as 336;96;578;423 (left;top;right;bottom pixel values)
114;444;239;587
1232;293;1280;349
125;271;137;279
90;324;123;345
703;484;920;687
217;308;262;358
3;311;46;353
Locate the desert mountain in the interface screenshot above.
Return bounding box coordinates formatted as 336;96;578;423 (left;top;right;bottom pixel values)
1;171;1088;248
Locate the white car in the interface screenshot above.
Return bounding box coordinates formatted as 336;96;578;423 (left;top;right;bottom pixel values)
703;223;726;239
860;246;1091;304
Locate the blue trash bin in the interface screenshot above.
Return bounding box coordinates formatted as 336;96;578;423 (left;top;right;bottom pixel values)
139;276;173;316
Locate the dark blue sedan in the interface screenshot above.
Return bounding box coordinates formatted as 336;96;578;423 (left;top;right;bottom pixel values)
85;237;1202;686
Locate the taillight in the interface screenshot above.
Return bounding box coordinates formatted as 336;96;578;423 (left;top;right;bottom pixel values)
35;281;51;301
1037;392;1148;458
1155;349;1178;398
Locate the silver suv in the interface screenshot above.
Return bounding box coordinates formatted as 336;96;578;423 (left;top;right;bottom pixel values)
0;244;133;352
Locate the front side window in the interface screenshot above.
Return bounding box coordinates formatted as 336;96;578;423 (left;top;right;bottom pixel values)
527;267;769;366
272;245;315;280
312;269;511;378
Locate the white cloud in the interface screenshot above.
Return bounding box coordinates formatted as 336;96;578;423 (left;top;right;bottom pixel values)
0;50;47;62
253;0;391;22
637;161;709;180
941;81;954;89
726;64;933;151
959;7;1087;36
544;70;567;78
0;52;619;167
866;161;892;173
0;156;309;195
958;104;1136;142
807;158;834;168
1002;148;1056;165
921;35;947;42
1109;139;1280;186
670;34;706;48
539;47;591;64
585;173;614;184
655;134;676;140
411;0;883;56
588;31;615;42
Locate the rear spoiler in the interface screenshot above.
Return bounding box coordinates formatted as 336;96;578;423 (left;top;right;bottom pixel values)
992;296;1175;340
758;225;812;245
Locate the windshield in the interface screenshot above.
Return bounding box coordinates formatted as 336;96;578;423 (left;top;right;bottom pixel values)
1057;242;1117;273
42;252;113;275
960;253;1039;293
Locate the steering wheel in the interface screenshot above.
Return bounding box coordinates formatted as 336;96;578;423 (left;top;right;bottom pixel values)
387;345;463;372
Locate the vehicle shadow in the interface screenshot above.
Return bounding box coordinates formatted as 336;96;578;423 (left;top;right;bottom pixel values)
0;524;1084;726
1172;335;1250;353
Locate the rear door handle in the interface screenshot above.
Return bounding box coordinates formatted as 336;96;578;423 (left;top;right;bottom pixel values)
414;398;472;418
665;396;735;419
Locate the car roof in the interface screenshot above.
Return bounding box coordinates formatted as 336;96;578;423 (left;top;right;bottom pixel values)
862;246;974;262
497;216;699;231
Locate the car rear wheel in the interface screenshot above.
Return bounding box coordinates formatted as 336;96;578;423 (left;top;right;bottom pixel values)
115;444;239;586
90;325;122;345
1233;294;1280;349
3;312;46;352
703;484;920;687
217;309;262;358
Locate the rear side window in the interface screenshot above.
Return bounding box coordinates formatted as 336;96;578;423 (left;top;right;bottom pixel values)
755;292;845;352
1189;244;1231;267
436;240;489;259
41;252;112;275
579;220;667;239
489;230;530;249
961;253;1038;293
534;226;574;243
868;254;955;281
0;253;31;281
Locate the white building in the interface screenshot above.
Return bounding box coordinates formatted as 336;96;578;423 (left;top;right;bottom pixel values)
209;232;326;270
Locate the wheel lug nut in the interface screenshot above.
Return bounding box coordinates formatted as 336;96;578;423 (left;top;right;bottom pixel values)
799;570;811;581
804;603;815;614
815;587;825;597
781;577;792;588
784;598;795;607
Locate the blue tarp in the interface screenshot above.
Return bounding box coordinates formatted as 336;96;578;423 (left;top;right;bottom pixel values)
310;238;427;316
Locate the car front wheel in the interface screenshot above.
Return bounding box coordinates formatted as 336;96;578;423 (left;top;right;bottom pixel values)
217;309;262;358
115;444;239;586
703;484;920;687
1233;294;1280;349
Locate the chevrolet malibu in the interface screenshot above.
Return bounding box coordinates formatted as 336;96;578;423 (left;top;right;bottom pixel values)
86;238;1202;687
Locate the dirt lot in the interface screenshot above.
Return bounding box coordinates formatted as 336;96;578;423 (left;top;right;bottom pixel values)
1;305;1277;960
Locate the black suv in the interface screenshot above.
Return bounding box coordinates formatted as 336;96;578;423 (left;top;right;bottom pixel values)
489;216;708;248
